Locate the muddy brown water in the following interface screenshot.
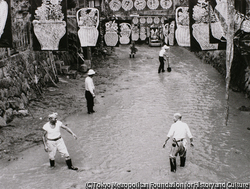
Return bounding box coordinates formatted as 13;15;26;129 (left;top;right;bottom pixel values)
0;46;250;188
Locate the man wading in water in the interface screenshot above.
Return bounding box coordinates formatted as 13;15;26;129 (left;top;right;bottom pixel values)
163;113;194;172
42;113;78;170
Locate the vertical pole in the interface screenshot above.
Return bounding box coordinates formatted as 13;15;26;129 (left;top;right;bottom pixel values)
225;0;235;126
87;47;92;68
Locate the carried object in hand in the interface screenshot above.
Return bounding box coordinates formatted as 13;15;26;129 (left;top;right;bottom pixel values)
165;57;171;72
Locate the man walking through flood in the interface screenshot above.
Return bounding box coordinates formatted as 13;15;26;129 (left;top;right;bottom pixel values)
85;69;96;114
42;112;78;170
163;113;194;172
158;45;169;73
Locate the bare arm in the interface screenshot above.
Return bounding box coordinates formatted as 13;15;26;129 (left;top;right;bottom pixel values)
61;124;77;140
163;137;170;148
42;131;49;152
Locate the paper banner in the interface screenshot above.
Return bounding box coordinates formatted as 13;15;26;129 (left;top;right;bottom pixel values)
0;0;12;48
189;0;218;51
103;20;120;46
30;0;68;51
119;21;132;44
108;0;174;12
77;8;99;47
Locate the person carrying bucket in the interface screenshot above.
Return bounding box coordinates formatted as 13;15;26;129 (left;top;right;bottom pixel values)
163;113;194;172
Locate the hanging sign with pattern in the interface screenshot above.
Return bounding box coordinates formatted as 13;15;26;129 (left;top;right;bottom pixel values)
108;0;175;11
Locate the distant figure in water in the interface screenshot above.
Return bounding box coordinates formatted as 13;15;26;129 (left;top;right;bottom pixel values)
130;41;138;58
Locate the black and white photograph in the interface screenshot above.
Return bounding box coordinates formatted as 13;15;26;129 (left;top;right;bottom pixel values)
0;0;250;188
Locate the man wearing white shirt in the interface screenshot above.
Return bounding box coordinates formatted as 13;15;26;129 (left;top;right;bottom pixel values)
85;69;96;114
158;45;169;73
163;113;194;172
42;113;78;170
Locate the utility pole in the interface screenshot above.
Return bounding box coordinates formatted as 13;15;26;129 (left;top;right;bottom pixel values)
225;0;235;126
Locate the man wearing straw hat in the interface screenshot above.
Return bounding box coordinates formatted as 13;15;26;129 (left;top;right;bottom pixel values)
42;112;78;170
158;45;169;73
85;69;96;114
163;113;194;172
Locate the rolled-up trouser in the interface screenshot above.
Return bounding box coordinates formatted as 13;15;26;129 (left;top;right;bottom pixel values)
47;138;69;160
85;90;94;112
169;139;187;158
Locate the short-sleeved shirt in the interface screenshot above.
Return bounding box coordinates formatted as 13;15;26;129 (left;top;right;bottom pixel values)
159;49;166;57
43;121;63;139
85;76;95;95
167;120;193;140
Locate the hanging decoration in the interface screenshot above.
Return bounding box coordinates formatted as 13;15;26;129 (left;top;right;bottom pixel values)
131;24;140;41
175;7;190;47
107;0;183;13
160;0;172;9
140;17;146;24
132;17;139;24
189;0;218;51
122;0;133;11
163;23;169;45
104;20;119;46
241;20;250;33
76;8;99;47
161;17;166;23
147;0;159;10
119;22;131;44
147;17;153;24
109;0;122;11
140;26;147;41
130;16;167;43
168;20;175;45
31;0;67;51
134;0;146;10
0;0;12;47
154;17;160;24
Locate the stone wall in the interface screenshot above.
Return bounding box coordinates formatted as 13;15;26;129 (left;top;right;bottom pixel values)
0;50;58;125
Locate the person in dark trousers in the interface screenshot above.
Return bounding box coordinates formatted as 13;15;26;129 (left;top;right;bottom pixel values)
85;69;96;114
42;113;78;171
130;41;138;58
158;45;169;73
163;113;194;172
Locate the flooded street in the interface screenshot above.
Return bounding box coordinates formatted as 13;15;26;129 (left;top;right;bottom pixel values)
0;45;250;188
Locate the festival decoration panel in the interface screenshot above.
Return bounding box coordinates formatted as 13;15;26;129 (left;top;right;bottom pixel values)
163;18;174;45
131;24;140;41
208;0;226;50
0;0;12;47
131;16;167;42
30;0;68;51
119;21;132;44
77;8;99;47
189;0;227;51
175;7;190;47
108;0;175;12
103;20;120;46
